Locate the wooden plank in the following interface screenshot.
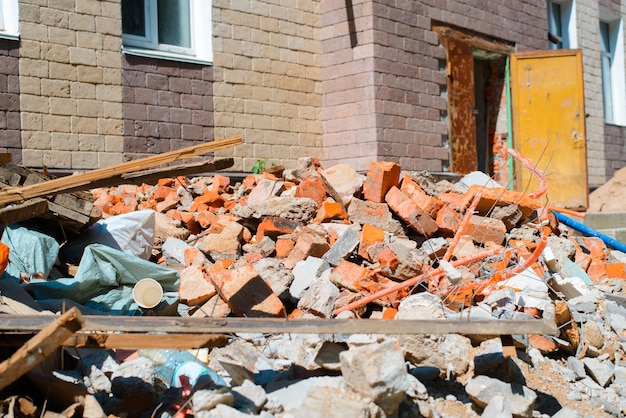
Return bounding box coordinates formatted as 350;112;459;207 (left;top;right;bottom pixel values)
0;307;84;391
433;26;512;55
46;201;91;225
0;316;557;336
64;333;229;349
0;136;242;207
0;198;48;225
52;193;94;217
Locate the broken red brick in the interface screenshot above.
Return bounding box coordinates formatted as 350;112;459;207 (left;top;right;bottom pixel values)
178;265;217;306
464;185;537;218
363;161;401;203
605;262;626;279
580;237;610;261
456;215;507;245
358;223;386;261
400;174;443;218
196;210;217;229
207;263;286;317
191;191;225;211
256;217;303;240
587;258;608;282
183;247;209;267
210;174;231;193
283;229;331;269
314;200;348;223
385;186;438;237
436;204;462;237
329;260;398;306
275;237;296;258
376;247;398;271
295;177;327;207
438;192;468;212
152;185;177;202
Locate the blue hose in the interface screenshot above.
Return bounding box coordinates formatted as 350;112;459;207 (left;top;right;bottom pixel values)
554;212;626;253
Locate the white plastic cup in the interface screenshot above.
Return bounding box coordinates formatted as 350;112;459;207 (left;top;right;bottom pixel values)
133;278;163;309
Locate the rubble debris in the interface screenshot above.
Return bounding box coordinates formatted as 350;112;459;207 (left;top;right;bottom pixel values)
2;151;626;417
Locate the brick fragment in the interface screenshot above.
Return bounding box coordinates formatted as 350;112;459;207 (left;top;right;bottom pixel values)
329;260;398;306
184;247;211;267
247;178;285;205
314;200;348;223
191;294;231;318
196;210;217;229
210;174;231;193
376;247;398;271
438;192;468;212
464;185;537;218
283;229;331;269
275;236;296;258
191;191;225;211
436;204;462;237
400;174;443;218
178;265;217;306
358;223;385;261
295;177;327;207
385;186;438;237
456;215;507;245
256;216;303;240
579;237;609;261
208;263;286;317
605;262;626;279
587;258;608;282
152;185;177;202
363;161;400;203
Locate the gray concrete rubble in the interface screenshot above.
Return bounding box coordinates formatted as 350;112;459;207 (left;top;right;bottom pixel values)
4;162;626;418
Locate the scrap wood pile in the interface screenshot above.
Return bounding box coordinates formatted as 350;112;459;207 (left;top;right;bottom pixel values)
1;153;626;417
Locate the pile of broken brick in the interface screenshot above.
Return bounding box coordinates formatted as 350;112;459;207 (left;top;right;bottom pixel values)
5;157;626;417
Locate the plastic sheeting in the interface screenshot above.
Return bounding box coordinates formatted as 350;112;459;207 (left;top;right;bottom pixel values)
1;225;60;281
25;244;179;315
60;210;156;262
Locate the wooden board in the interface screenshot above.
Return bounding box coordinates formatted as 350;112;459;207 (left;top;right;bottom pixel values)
0;307;84;390
0;198;48;225
0;136;242;207
0;315;557;337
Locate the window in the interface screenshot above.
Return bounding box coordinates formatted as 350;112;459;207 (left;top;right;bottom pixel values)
547;0;577;49
0;0;19;40
121;0;212;65
599;17;626;126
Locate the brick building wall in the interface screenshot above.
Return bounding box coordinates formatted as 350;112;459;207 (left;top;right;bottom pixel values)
320;0;547;172
121;55;214;161
211;0;323;172
0;39;21;164
18;0;123;170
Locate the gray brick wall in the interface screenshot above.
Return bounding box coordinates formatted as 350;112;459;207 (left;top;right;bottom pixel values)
121;55;214;161
0;39;21;164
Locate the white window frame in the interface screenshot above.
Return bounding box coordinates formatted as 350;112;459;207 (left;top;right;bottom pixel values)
0;0;19;40
599;12;626;126
547;0;577;49
122;0;212;65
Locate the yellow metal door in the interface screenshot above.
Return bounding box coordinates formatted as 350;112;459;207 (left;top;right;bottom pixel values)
510;49;588;209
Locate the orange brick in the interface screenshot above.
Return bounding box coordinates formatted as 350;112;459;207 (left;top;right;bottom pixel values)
208;263;286;317
363;161;401;203
275;237;296;258
436;204;462;237
191;191;225;210
178;266;217;306
152;185;177;202
605;262;626;279
289;308;306;319
580;237;610;261
329;260;398;306
587;258;608;282
574;252;593;272
314;200;348;223
110;200;136;215
157;178;174;187
456;215;507;245
438;192;468;212
516;243;545;277
385;186;438;237
382;307;398;319
184;247;209;267
241;175;257;190
376;247;398;271
256;216;303;240
465;185;537;218
358;223;385;260
196;210;217;229
283;229;331;269
400;174;443;218
244;252;264;263
295;177;327;207
210;174;231;193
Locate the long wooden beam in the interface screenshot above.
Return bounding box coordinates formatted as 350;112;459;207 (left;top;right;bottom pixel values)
0;307;84;390
0;315;557;337
0;136;242;207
